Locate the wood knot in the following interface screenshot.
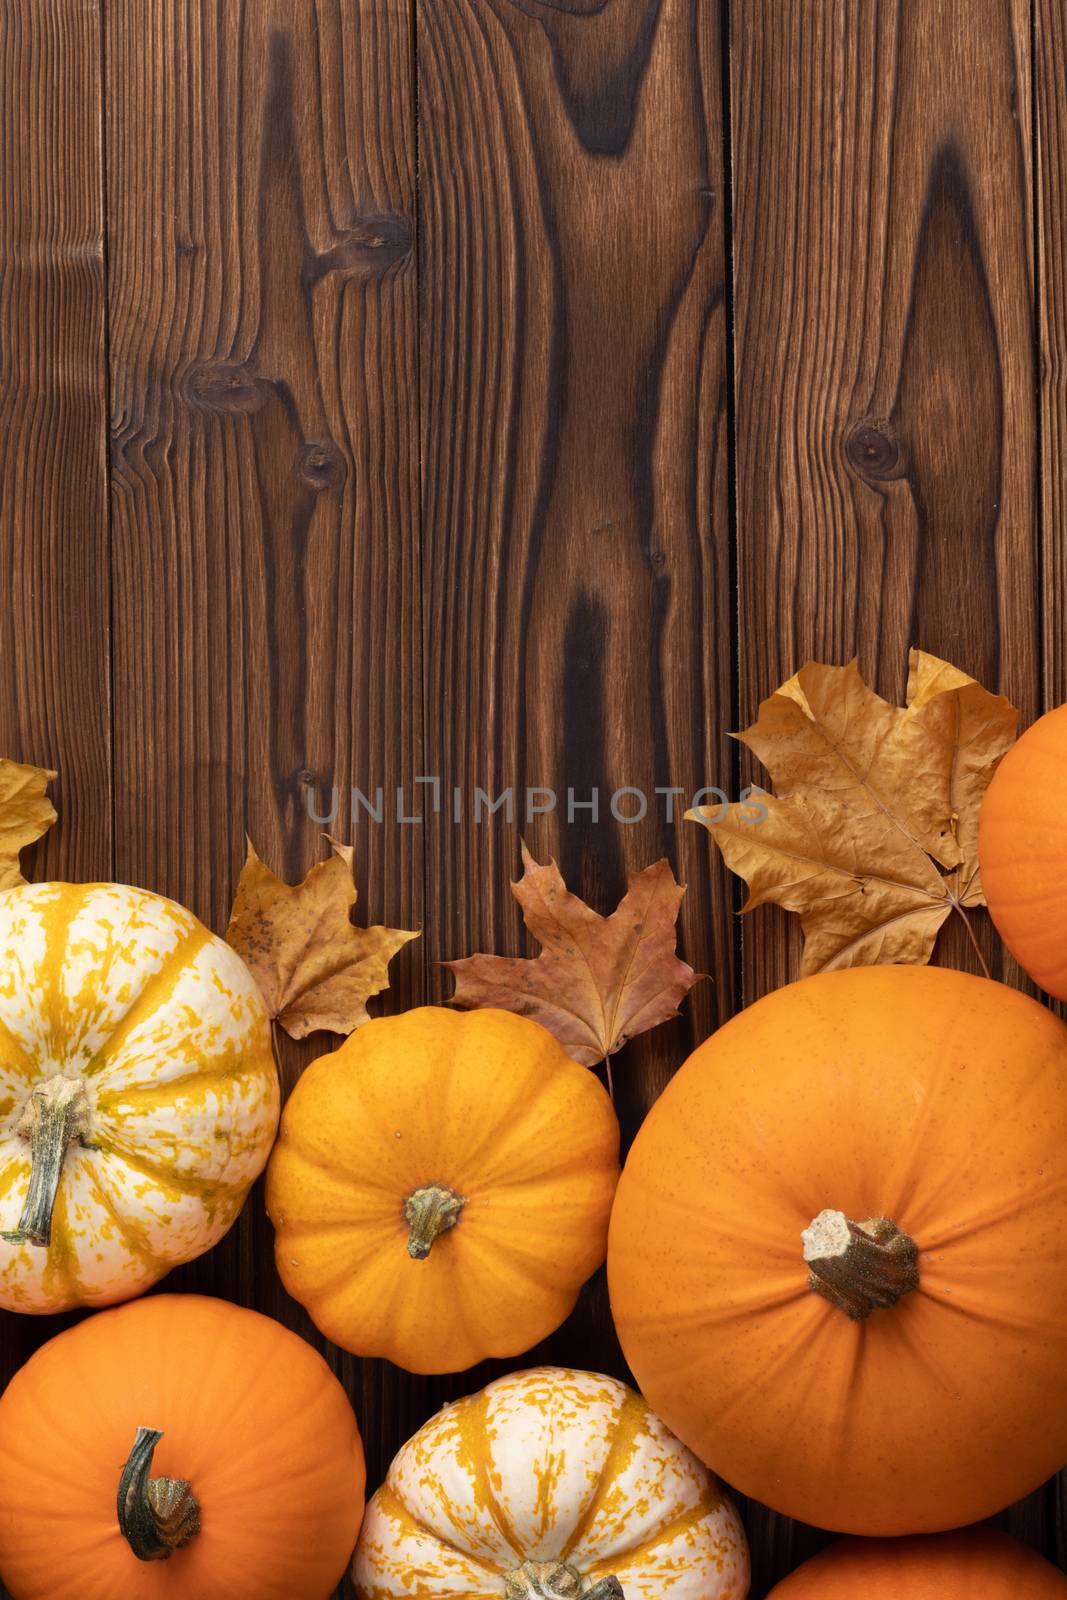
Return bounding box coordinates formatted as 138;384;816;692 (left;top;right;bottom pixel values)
299;441;346;491
184;361;269;416
348;213;412;259
844;419;903;481
308;215;413;284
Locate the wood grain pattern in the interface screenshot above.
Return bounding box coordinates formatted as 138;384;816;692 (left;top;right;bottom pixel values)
730;0;1035;1004
0;0;114;1428
104;2;423;1578
0;2;112;881
418;0;735;1100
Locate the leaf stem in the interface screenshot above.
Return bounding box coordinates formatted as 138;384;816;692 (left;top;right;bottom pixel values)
951;901;992;980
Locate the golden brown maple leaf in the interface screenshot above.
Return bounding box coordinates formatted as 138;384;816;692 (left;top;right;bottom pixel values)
225;837;418;1039
445;847;700;1073
0;760;57;890
687;651;1017;974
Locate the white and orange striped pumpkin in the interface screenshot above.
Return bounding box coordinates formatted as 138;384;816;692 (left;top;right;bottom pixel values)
353;1367;749;1599
0;882;279;1312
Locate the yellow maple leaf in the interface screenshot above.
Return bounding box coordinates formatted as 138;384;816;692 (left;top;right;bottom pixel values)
225;837;418;1039
0;760;57;890
687;650;1017;974
446;847;700;1078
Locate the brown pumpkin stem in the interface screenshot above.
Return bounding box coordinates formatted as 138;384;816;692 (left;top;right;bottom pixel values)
802;1209;919;1320
504;1560;624;1599
0;1076;91;1248
117;1428;201;1562
404;1184;465;1260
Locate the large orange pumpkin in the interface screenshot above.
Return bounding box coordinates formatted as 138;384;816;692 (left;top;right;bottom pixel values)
267;1006;620;1373
979;702;1067;999
0;1294;365;1600
766;1529;1067;1597
608;965;1067;1535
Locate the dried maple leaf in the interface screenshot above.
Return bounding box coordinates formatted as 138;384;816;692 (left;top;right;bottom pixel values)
0;760;57;891
687;651;1017;974
225;837;418;1039
445;847;700;1075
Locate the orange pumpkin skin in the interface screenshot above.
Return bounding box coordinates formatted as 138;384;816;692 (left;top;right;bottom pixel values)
267;1006;620;1374
0;1294;365;1600
979;704;1067;999
766;1529;1067;1598
608;965;1067;1535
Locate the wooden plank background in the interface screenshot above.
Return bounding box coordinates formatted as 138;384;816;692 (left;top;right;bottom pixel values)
0;0;1062;1594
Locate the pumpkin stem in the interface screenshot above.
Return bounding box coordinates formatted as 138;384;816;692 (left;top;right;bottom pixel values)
117;1428;201;1562
504;1560;624;1598
802;1209;919;1320
0;1076;91;1248
404;1184;465;1260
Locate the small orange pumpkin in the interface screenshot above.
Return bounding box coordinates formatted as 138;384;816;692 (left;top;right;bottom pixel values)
979;702;1067;998
766;1529;1067;1597
608;965;1067;1534
267;1006;620;1373
0;1294;365;1600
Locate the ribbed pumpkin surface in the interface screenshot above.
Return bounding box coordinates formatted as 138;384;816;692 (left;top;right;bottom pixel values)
267;1007;620;1373
0;1295;364;1599
353;1366;748;1598
0;882;278;1310
608;965;1067;1535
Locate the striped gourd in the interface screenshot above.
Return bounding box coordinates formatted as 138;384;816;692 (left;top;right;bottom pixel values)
0;881;278;1311
353;1367;748;1599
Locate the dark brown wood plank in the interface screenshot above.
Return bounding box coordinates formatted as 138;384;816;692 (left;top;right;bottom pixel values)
418;0;733;1113
417;0;734;1434
0;2;112;880
731;1;1039;1590
104;3;422;1579
0;0;113;1459
731;0;1036;1007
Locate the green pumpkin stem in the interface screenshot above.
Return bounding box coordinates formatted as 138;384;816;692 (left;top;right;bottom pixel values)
117;1428;201;1562
404;1184;465;1260
802;1209;919;1320
503;1560;624;1598
0;1076;91;1248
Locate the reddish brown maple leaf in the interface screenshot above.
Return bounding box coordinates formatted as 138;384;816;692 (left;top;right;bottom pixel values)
446;847;700;1080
